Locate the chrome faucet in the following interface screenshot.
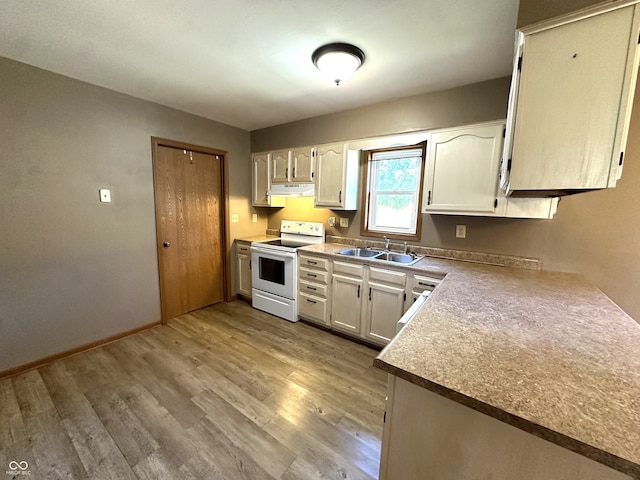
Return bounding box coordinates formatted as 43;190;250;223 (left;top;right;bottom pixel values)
383;236;390;251
403;241;408;254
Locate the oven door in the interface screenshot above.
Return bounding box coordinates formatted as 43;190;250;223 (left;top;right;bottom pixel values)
251;245;297;299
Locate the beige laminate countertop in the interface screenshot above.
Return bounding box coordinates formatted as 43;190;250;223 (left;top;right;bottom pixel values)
235;234;279;243
298;243;640;477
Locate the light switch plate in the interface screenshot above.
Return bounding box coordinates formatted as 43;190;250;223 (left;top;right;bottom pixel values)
455;224;467;238
99;188;111;203
339;217;349;227
231;214;239;223
252;214;258;223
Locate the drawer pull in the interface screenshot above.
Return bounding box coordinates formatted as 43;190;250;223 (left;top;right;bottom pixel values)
418;282;436;288
307;273;317;278
307;286;317;291
307;260;317;265
369;287;372;301
307;299;317;304
357;285;360;298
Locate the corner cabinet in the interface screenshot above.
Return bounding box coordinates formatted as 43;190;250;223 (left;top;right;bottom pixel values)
502;3;640;196
422;121;558;219
252;152;285;207
314;143;359;210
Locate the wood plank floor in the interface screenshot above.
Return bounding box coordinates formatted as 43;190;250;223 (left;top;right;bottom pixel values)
0;300;387;479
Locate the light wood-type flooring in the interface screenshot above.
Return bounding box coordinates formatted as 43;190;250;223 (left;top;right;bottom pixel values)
0;300;387;479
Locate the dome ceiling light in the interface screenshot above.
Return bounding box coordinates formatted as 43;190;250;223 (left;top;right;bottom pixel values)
311;43;365;86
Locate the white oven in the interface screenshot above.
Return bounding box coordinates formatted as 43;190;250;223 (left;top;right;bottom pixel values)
250;220;325;322
251;245;297;300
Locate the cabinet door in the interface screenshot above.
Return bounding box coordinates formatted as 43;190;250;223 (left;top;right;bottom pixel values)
237;252;252;298
331;273;363;335
252;153;270;206
423;123;503;214
506;5;640;193
315;143;346;208
365;281;406;345
291;148;314;183
271;150;291;184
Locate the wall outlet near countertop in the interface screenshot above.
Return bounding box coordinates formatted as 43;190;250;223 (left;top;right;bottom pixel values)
456;224;467;238
328;217;336;227
231;214;239;223
339;217;349;227
252;214;258;223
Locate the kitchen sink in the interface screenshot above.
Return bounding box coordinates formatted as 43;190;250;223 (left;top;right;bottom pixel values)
338;248;424;265
375;252;423;265
338;248;382;258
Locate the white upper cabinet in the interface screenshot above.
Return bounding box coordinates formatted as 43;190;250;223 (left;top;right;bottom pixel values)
291;148;314;183
252;153;271;206
502;3;640;196
252;152;286;207
314;143;359;210
422;121;558;218
271;149;291;184
423;122;504;214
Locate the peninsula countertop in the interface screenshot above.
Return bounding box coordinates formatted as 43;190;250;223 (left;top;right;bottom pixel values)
298;243;640;477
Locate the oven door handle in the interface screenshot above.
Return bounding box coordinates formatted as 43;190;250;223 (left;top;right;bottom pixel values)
250;245;297;259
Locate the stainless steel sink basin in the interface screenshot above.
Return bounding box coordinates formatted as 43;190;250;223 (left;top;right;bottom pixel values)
338;247;424;265
338;248;382;258
375;252;423;265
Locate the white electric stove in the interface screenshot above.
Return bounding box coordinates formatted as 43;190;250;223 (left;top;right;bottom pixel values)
250;220;325;322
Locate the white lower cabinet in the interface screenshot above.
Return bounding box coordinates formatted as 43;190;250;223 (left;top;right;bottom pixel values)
330;261;408;347
405;274;441;311
364;267;407;345
236;241;252;299
299;254;440;346
330;261;365;335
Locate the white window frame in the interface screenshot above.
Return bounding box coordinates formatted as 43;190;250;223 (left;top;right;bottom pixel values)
362;143;426;240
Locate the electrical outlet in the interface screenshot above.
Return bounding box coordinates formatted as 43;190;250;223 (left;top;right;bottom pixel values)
455;225;467;238
339;217;349;228
252;214;258;223
231;214;239;223
328;217;336;227
99;188;111;203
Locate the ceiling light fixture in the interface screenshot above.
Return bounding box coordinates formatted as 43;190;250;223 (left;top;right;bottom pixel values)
311;43;365;86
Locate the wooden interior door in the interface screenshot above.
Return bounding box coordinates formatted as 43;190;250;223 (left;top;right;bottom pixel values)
153;142;226;321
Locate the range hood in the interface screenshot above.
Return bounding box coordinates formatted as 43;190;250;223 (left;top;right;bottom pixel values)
268;183;315;197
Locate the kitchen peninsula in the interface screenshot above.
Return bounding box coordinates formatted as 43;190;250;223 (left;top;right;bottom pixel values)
298;243;640;479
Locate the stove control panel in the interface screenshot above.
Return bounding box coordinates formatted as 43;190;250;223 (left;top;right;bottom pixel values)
280;220;325;237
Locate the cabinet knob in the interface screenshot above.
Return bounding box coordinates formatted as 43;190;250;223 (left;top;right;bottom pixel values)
163;241;171;248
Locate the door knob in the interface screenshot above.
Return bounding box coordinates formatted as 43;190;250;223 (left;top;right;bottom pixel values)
163;241;171;247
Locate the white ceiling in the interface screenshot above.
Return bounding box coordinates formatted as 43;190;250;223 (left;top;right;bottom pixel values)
0;0;519;131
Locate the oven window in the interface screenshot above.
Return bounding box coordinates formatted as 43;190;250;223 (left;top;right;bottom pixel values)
259;257;285;285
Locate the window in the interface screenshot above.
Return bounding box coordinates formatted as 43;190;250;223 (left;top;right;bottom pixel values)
361;143;426;240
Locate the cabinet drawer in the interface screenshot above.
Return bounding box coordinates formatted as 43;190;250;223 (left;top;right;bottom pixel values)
299;292;329;325
333;261;364;277
299;254;329;270
299;267;329;284
369;267;406;287
237;243;250;254
299;279;328;298
412;274;441;291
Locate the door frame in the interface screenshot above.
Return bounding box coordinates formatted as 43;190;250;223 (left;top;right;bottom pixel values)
151;137;232;323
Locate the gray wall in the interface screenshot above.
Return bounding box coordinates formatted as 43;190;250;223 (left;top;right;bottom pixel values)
251;76;640;322
0;57;263;373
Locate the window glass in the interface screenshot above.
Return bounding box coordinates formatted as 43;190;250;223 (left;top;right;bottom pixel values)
362;145;425;238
